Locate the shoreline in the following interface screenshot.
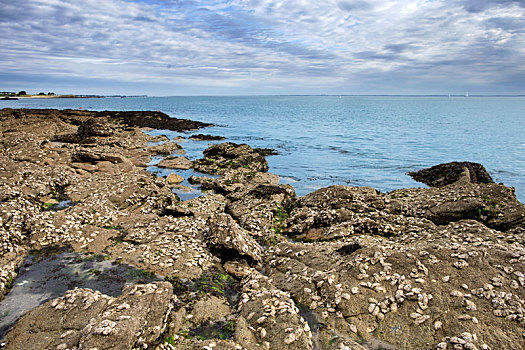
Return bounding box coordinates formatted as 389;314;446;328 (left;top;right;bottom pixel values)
1;95;147;100
0;108;524;350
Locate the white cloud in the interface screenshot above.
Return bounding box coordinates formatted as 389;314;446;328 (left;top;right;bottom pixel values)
0;0;523;94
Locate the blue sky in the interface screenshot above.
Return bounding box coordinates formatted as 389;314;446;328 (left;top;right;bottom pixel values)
1;0;524;95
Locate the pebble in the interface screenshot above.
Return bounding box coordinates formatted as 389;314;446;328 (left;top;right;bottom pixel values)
284;332;296;344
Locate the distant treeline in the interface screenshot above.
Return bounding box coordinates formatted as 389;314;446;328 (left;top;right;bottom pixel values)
0;91;56;96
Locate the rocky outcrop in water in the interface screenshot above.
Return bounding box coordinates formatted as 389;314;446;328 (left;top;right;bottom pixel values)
189;134;226;141
193;142;270;174
408;161;494;187
0;108;524;350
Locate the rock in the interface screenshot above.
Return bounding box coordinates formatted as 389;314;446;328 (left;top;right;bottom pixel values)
224;260;252;279
167;173;184;185
265;220;525;350
193;142;269;174
238;272;313;350
162;204;194;217
388;181;525;231
77;117;113;140
254;147;278;156
207;213;263;263
227;183;296;236
299;185;385;211
4;282;174;350
72;148;128;164
2;109;524;350
198;168;280;200
157;156;192;170
96;110;212;131
147;141;182;155
284;185;399;240
189;134;226;141
190;295;231;326
171;184;198;193
409;162;494;187
234;315;260;349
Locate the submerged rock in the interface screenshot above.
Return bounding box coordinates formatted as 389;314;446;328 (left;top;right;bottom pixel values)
189;134;226;141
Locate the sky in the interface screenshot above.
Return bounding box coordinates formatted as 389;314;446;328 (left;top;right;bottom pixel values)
1;0;524;96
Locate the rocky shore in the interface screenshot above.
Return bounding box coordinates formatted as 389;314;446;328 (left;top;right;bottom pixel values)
0;108;524;350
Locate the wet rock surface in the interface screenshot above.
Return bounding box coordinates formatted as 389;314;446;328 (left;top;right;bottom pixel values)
0;250;162;339
0;108;524;350
189;134;227;141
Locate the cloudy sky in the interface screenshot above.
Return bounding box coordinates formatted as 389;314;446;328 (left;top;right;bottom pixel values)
1;0;524;95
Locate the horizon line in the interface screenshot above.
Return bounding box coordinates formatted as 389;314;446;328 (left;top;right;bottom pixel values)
106;94;525;98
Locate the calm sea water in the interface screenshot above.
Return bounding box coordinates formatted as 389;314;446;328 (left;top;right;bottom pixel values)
3;96;524;202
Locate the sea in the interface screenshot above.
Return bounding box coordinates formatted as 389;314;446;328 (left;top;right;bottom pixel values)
2;95;524;202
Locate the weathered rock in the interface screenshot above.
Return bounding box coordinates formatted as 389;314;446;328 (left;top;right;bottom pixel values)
227;183;296;236
238;272;314;350
158;156;192;170
284;185;389;239
299;185;385;211
147;141;182;155
77;117;114;140
72;147;128;164
167;173;184;185
189;134;226;141
4;282;174;350
1;109;524;350
96;110;212;131
193;142;269;174
387;182;525;231
196;168;279;200
180;194;228;218
190;295;231;326
207;213;263;263
409;161;494;187
265;219;525;350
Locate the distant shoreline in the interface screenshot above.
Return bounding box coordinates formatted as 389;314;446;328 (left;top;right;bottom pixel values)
15;95;90;99
1;94;148;100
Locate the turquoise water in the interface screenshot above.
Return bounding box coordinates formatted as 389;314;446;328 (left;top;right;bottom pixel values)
3;96;524;201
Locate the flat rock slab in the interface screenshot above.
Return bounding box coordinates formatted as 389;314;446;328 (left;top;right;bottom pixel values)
167;173;184;185
146;141;182;155
4;282;173;350
157;156;192;170
0;251;161;343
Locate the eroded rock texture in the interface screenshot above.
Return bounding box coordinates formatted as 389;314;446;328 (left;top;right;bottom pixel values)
0;108;524;350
